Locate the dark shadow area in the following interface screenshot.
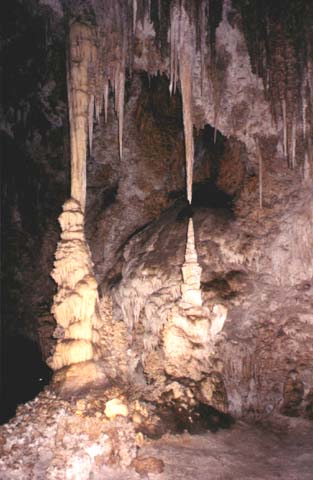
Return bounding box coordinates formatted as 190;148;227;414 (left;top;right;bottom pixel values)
157;402;234;435
170;124;243;215
192;180;234;209
138;401;234;439
0;335;52;424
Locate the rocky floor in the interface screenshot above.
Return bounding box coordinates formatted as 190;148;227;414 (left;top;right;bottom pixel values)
139;418;313;480
1;388;312;480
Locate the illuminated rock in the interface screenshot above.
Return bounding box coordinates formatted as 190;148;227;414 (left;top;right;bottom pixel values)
105;398;129;419
47;199;101;372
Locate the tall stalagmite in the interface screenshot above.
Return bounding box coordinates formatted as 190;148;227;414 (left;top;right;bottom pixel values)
47;199;101;372
49;24;103;384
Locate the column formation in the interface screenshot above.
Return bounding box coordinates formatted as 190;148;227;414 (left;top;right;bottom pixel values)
48;23;101;374
47;199;101;371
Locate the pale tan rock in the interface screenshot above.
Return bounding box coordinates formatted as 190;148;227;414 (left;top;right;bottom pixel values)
53;361;108;396
67;23;97;212
181;218;203;307
48;200;102;374
104;398;129;419
135;432;144;447
132;412;143;424
75;399;87;411
210;304;227;337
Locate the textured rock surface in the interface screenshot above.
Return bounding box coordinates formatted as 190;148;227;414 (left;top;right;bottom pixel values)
1;0;313;477
1;399;312;480
48;199;102;374
110;179;313;418
0;389;138;479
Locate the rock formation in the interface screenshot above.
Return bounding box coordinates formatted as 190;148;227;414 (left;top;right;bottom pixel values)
1;0;313;478
181;218;202;307
47;199;101;370
67;22;96;212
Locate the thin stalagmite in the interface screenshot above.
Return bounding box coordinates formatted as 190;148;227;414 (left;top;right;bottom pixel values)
181;218;203;307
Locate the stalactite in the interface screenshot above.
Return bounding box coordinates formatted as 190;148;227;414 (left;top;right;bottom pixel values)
67;22;96;212
103;80;109;123
169;6;179;96
302;80;307;138
95;94;101;122
88;94;95;154
282;98;288;161
181;58;194;204
291;117;296;169
170;3;196;203
199;0;206;96
303;151;310;180
258;143;263;209
133;0;137;33
114;61;126;160
233;0;313;171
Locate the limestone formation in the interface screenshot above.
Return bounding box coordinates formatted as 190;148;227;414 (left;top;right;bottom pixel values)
2;1;313;478
105;398;129;419
181;218;202;307
170;4;196;203
67;22;97;212
47;199;101;372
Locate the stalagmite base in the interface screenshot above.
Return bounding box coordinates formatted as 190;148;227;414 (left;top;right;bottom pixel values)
48;200;104;393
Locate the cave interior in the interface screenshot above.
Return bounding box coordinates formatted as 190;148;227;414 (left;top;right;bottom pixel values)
1;0;313;478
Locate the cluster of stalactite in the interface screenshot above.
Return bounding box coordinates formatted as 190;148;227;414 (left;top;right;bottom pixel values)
65;0;313;206
65;0;225;207
234;0;313;172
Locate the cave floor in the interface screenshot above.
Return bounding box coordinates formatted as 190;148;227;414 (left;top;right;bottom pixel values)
115;418;313;480
1;390;312;480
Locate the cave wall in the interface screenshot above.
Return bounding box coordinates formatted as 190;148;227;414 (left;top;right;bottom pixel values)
1;0;313;422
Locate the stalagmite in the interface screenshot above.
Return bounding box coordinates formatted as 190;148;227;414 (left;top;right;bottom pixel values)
48;199;101;372
49;23;103;387
181;218;202;307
